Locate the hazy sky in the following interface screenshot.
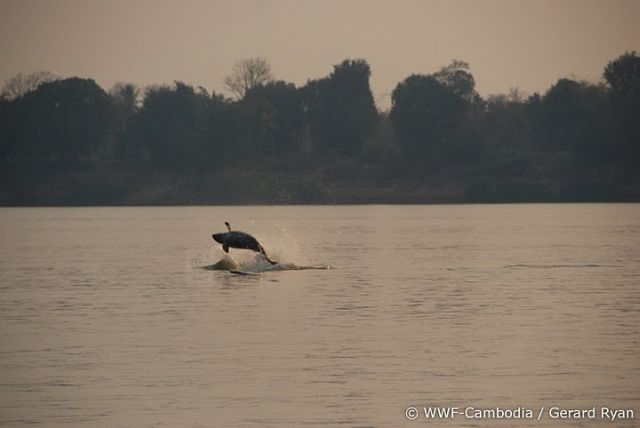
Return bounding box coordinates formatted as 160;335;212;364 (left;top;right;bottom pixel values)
1;0;639;108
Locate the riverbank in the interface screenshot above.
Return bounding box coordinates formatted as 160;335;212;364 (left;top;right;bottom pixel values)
1;160;638;206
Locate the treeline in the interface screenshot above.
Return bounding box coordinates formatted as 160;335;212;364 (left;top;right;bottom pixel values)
0;52;639;204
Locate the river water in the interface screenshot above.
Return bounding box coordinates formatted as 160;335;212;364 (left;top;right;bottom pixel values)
0;204;638;427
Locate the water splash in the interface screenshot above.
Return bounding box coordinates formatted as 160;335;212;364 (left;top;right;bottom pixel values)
202;252;331;273
203;225;330;274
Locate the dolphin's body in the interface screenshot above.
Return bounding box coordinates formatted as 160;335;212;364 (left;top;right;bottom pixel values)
212;222;278;265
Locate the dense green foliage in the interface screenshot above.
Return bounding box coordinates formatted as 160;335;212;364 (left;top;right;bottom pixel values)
1;53;639;204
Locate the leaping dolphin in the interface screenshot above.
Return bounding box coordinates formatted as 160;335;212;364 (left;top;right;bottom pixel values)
212;222;278;265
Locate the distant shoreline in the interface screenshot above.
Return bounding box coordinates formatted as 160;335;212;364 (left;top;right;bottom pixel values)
3;53;639;208
2;163;638;207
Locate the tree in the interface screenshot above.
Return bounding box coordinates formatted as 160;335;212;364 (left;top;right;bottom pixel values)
224;57;273;100
529;78;609;161
362;112;401;163
390;60;483;164
242;81;305;155
110;83;141;117
301;59;378;156
433;60;477;101
109;83;141;159
1;71;57;100
603;51;640;161
124;82;230;162
12;78;113;160
0;97;15;161
390;74;466;161
483;88;532;154
604;51;640;105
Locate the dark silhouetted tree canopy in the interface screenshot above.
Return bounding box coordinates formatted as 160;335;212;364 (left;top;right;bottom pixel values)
302;59;378;155
124;81;229;162
604;51;640;104
1;71;57;101
538;78;609;157
110;83;140;118
11;77;112;160
390;74;466;160
242;80;304;155
604;51;640;161
1;53;640;205
390;61;486;164
433;60;477;101
109;82;141;159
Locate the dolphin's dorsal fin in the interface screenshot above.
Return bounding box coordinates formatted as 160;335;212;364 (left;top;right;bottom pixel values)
225;221;231;232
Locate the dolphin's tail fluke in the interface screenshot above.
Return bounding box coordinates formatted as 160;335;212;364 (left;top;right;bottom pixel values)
258;244;278;265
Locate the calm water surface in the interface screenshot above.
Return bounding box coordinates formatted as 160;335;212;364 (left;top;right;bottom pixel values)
0;204;639;427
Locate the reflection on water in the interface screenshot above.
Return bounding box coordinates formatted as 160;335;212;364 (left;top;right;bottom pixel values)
0;204;639;427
